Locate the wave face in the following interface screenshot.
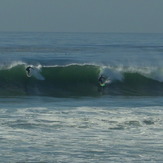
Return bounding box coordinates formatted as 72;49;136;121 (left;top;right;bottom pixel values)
107;72;163;96
0;64;100;97
0;63;163;97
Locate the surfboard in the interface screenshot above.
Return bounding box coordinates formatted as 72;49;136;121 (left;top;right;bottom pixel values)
99;80;111;87
100;83;106;87
26;71;32;77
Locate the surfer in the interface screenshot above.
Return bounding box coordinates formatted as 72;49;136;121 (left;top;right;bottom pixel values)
98;75;106;87
26;66;33;77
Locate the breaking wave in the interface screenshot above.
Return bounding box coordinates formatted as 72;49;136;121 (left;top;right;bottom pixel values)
0;62;163;97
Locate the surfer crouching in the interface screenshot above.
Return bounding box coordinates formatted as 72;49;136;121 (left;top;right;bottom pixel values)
98;75;106;87
26;66;33;76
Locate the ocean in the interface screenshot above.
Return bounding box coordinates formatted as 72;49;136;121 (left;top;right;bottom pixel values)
0;32;163;162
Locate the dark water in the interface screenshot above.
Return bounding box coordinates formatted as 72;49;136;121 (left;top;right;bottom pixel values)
0;32;163;162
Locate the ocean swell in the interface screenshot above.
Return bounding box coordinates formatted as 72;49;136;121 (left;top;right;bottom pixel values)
0;63;163;97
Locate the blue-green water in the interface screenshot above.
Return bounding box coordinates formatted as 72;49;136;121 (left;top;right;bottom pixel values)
0;32;163;162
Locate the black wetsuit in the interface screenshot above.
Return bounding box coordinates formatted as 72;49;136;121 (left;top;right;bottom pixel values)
98;76;105;85
26;66;33;75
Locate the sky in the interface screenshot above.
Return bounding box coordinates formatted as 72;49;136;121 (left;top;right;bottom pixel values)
0;0;163;33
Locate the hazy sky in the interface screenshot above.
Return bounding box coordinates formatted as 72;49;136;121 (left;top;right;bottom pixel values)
0;0;163;33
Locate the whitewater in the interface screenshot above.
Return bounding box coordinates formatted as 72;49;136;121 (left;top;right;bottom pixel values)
0;32;163;162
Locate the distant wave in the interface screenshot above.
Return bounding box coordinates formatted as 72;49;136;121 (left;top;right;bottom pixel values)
0;62;163;97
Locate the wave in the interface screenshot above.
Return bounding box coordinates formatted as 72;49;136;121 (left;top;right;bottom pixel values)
0;62;163;97
0;63;100;97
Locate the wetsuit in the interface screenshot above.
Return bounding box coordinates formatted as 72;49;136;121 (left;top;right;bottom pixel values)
98;75;105;86
26;66;33;75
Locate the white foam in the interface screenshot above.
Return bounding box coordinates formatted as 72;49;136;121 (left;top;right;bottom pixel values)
100;65;124;81
31;68;45;80
100;65;163;82
0;61;26;70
